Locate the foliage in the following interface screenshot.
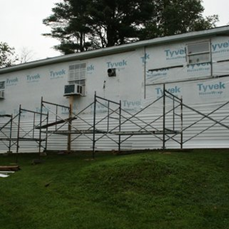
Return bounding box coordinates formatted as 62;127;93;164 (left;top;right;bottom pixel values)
43;0;155;53
18;47;36;64
0;149;229;229
0;42;18;68
43;0;92;54
43;0;218;54
140;1;219;39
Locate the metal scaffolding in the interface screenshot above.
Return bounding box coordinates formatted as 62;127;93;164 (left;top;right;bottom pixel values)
0;105;48;156
181;101;229;145
36;97;74;152
37;88;182;157
0;114;13;152
2;85;229;155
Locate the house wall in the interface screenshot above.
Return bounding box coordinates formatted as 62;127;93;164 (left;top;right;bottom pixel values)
1;35;229;152
145;36;229;105
145;36;229;149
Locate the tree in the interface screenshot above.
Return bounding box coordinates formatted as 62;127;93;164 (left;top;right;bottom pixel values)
43;0;155;53
18;47;36;64
43;0;218;54
86;0;155;47
0;42;18;68
139;0;219;39
43;0;92;54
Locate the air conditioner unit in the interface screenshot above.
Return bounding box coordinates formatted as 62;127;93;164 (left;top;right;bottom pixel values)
64;84;84;96
0;90;4;99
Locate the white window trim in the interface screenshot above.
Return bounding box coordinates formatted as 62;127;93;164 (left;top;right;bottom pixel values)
186;40;211;65
68;63;86;86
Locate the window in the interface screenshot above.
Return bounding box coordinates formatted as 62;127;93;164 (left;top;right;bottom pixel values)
187;41;211;64
0;81;5;90
68;63;86;85
0;81;5;99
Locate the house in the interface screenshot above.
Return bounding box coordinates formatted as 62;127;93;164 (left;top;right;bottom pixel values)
1;26;229;153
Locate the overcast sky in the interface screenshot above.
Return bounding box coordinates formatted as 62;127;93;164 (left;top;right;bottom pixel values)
0;0;228;61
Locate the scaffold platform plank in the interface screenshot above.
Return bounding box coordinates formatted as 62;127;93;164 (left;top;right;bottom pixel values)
41;129;180;136
36;117;77;129
0;138;45;141
0;114;12;118
111;130;180;135
42;129;107;135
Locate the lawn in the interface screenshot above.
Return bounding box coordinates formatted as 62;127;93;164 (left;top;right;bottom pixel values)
0;149;229;229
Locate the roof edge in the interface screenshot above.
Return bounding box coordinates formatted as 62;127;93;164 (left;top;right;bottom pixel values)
1;25;229;74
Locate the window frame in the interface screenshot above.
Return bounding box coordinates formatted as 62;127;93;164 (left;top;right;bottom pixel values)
68;63;86;86
186;40;211;65
0;81;5;90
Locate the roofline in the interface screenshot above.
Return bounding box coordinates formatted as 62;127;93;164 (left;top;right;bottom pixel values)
1;25;229;74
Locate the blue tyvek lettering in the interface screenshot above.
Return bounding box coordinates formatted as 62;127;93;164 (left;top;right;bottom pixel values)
164;48;185;58
141;53;150;63
198;82;225;92
27;74;40;81
50;69;66;78
156;86;180;95
87;65;95;71
6;77;18;85
212;40;229;52
107;60;127;68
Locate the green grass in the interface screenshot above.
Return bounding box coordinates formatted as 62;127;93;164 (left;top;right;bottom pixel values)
0;149;229;229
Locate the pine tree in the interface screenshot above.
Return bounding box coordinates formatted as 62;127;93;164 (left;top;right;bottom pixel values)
43;0;218;54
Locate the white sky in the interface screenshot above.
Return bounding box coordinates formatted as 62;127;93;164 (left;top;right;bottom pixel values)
0;0;228;61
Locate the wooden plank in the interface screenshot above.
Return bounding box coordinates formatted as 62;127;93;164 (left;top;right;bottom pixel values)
0;166;20;171
0;114;12;118
36;117;77;129
111;130;180;135
42;129;106;135
0;138;45;141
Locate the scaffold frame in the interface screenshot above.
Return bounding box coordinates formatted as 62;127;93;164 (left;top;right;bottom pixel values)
2;84;229;156
0;105;49;158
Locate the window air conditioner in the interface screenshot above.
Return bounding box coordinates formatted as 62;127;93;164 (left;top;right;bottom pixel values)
64;84;84;96
0;90;4;99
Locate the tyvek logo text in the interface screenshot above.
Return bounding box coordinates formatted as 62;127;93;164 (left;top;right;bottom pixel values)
156;86;181;96
198;82;226;96
107;60;127;68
